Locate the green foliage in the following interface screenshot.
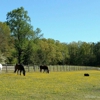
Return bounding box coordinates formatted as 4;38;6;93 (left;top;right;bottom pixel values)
6;7;34;63
0;22;14;63
0;51;6;63
0;7;100;66
93;42;100;66
32;39;69;65
0;22;10;52
68;41;97;66
68;42;79;64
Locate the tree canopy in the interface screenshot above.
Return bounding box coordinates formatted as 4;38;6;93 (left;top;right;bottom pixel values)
0;22;13;63
6;7;36;63
0;7;100;66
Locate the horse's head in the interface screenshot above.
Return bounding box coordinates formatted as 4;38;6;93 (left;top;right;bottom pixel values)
14;64;18;73
23;70;25;76
15;63;19;65
15;63;18;68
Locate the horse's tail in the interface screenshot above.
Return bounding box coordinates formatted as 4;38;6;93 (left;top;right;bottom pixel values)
23;69;26;76
47;68;49;73
21;64;26;76
47;66;49;73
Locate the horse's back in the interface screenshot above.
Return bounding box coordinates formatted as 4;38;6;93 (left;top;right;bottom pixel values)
15;64;24;71
20;64;25;70
44;65;48;69
40;65;48;69
40;65;49;70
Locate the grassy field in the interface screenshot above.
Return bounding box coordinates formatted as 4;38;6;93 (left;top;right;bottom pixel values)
0;70;100;100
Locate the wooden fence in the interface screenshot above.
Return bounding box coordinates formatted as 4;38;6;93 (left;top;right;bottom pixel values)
0;64;99;73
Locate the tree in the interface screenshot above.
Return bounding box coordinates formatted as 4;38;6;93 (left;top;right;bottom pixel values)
0;22;13;63
61;43;69;65
22;28;43;65
6;7;34;63
78;42;92;65
93;42;100;66
68;42;79;65
33;28;43;41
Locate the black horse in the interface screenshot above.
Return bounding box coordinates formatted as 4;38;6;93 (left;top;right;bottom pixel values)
14;64;25;76
39;65;49;73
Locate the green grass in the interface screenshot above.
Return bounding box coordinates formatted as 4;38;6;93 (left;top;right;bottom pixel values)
0;70;100;100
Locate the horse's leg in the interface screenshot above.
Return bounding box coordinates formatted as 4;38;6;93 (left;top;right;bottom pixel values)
43;69;45;73
17;70;19;75
20;70;21;75
47;69;49;73
14;69;16;73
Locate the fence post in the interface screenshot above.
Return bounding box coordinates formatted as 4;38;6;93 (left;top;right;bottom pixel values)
6;64;7;73
68;65;70;71
63;65;64;71
60;65;61;71
33;65;35;71
28;65;29;72
66;65;67;71
57;65;58;72
53;66;54;72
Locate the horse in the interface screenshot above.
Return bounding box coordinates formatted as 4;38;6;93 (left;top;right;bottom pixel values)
14;64;25;76
0;63;3;70
39;65;49;73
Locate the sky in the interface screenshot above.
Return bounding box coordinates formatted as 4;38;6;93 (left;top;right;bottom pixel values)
0;0;100;43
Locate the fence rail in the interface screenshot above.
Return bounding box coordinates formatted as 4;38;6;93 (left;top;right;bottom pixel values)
0;64;99;73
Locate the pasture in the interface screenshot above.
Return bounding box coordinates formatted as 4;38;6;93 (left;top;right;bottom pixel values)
0;70;100;100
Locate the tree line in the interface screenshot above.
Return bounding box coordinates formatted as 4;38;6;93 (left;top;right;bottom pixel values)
0;7;100;66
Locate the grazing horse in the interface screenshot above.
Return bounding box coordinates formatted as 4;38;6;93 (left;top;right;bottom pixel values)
0;63;3;70
39;65;49;73
14;64;25;76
